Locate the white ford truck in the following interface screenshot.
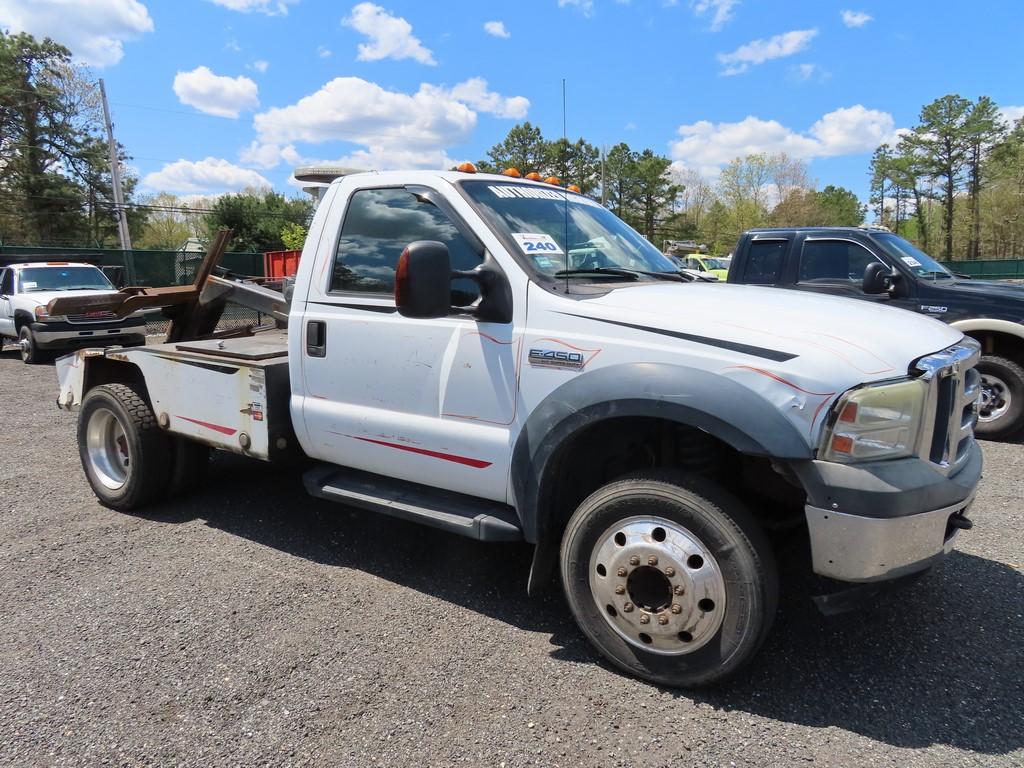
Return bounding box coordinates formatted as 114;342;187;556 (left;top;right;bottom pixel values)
0;260;145;363
54;169;982;687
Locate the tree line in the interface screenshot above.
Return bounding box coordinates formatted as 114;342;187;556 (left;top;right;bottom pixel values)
870;94;1024;260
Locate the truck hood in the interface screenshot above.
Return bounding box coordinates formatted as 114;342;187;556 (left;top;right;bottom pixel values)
945;278;1024;301
584;282;962;384
20;289;120;310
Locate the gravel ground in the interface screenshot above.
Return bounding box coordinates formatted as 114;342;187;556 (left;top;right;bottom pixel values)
0;346;1021;768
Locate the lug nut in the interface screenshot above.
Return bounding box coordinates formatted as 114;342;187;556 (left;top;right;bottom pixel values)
616;567;627;577
664;566;675;577
670;604;682;614
674;585;685;596
622;602;634;613
648;555;659;566
628;556;640;566
614;585;625;595
658;615;669;625
639;614;650;624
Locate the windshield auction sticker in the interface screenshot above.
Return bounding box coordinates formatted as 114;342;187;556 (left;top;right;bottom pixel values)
486;184;601;208
512;233;564;255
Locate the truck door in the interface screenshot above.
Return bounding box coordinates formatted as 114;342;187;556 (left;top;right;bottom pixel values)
0;269;14;339
790;236;917;310
297;185;520;502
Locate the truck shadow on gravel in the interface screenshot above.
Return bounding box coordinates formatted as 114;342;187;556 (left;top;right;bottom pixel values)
144;452;1022;757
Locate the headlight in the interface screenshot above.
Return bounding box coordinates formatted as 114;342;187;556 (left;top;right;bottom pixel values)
821;379;927;462
33;305;51;320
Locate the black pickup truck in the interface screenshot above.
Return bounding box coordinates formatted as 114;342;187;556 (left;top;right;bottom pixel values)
726;227;1024;439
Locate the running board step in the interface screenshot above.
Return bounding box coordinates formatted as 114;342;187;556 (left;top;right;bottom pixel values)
303;464;523;542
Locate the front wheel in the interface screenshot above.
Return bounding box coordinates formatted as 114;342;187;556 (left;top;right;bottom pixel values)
78;383;172;510
560;471;778;688
19;326;47;364
975;355;1024;440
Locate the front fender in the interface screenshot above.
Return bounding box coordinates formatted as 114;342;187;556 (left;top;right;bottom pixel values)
510;362;813;544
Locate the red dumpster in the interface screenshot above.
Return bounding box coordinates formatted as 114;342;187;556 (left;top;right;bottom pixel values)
264;249;301;279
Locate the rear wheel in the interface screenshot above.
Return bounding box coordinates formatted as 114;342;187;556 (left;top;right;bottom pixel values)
975;355;1024;440
78;383;171;510
560;471;777;688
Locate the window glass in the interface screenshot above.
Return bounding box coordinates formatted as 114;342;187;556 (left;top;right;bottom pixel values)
744;240;786;284
873;233;952;279
17;266;112;292
0;269;12;295
799;240;879;283
331;188;482;302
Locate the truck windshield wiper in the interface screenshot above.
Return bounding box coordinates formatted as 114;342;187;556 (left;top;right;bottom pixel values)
553;267;685;282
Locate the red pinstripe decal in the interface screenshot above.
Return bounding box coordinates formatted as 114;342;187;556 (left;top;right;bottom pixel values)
176;415;237;436
346;435;492;468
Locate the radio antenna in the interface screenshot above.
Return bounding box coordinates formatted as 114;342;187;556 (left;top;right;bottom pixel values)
562;78;569;293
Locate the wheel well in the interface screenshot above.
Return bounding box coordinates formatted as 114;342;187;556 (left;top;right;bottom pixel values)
14;310;33;330
535;416;804;552
966;330;1024;362
83;357;152;406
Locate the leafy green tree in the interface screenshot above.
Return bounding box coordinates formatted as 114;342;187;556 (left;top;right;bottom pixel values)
963;96;1006;259
902;94;973;258
814;185;865;226
205;190;313;252
545;137;600;196
477;122;548;175
280;222;308;250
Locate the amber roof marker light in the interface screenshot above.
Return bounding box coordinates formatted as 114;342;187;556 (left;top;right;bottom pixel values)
524;172;542;181
456;162;477;173
502;167;521;177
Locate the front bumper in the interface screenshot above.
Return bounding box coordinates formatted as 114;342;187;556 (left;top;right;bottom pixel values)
791;440;982;582
31;318;145;350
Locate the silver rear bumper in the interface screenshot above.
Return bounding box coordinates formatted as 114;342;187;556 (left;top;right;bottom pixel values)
805;492;976;582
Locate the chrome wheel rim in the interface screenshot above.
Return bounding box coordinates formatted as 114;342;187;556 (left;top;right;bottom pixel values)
589;515;726;655
19;330;30;362
85;407;131;490
978;373;1010;422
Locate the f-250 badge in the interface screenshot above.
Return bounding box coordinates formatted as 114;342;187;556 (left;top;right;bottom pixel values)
920;305;948;314
529;348;586;370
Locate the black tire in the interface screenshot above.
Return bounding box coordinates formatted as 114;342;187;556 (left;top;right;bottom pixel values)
77;383;172;510
560;470;778;688
19;326;47;364
167;438;210;497
974;355;1024;440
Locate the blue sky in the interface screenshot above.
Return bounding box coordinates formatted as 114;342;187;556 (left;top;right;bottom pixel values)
3;0;1022;203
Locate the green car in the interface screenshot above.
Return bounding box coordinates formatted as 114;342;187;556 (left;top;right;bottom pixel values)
681;255;731;280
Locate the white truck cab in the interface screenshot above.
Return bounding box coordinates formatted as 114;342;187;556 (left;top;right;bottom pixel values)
0;261;145;363
54;170;982;687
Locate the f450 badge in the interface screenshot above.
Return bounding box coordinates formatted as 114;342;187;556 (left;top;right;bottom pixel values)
529;348;585;370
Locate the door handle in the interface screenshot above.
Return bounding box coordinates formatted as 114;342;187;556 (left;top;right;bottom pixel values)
306;320;326;357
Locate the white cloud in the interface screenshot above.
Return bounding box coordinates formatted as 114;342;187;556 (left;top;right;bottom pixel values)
205;0;298;16
317;45;332;58
344;3;435;65
446;78;529;119
328;146;457;171
142;157;271;195
250;59;269;73
841;10;872;28
1000;106;1024;126
717;28;818;75
173;66;259;118
691;0;740;32
670;105;902;176
558;0;595;17
0;0;154;67
790;62;830;83
483;20;510;38
239;141;303;169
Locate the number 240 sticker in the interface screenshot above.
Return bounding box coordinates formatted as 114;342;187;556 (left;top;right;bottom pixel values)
512;233;564;255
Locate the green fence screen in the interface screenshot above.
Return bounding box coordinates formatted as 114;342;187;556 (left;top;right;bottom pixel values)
940;259;1024;280
0;245;265;287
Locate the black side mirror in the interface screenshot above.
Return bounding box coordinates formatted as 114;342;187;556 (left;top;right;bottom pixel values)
395;241;452;319
862;262;893;294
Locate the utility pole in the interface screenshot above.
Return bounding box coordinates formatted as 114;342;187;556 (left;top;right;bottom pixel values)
600;145;607;207
99;78;132;251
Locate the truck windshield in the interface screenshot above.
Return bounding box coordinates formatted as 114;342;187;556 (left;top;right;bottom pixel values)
461;181;680;279
18;266;113;292
874;234;953;280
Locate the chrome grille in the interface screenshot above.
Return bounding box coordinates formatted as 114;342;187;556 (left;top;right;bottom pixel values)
914;340;981;475
67;311;118;324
